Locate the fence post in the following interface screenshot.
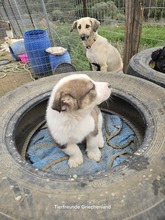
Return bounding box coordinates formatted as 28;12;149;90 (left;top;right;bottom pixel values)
82;0;87;17
123;0;143;73
40;0;55;46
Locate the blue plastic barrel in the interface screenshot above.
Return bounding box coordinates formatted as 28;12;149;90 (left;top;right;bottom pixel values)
9;40;26;61
24;30;51;75
49;51;71;72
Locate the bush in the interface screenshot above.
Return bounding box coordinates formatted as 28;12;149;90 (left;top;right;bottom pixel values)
52;9;65;22
91;1;119;21
91;2;108;20
155;9;162;20
115;13;125;21
74;1;124;21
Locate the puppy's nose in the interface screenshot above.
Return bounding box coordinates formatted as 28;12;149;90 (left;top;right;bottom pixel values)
80;34;86;41
107;83;111;89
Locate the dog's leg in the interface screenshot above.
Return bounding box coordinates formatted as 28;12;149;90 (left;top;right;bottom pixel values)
98;129;104;149
86;111;104;161
98;131;104;148
63;144;83;168
100;64;108;72
91;64;98;71
98;112;104;148
86;134;101;162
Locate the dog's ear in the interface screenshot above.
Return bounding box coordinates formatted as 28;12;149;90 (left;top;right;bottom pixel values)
52;92;78;112
60;93;79;112
70;20;78;32
90;18;100;32
51;92;61;112
151;49;162;61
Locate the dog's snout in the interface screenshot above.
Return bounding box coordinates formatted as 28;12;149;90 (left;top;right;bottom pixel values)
80;34;86;41
106;83;111;89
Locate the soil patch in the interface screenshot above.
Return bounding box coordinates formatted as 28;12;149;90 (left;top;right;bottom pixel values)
0;51;33;97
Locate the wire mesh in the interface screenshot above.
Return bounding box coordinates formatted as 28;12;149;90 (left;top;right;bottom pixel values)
0;0;164;77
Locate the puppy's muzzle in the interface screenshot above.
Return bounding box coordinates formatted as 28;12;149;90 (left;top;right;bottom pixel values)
108;84;111;89
80;34;89;41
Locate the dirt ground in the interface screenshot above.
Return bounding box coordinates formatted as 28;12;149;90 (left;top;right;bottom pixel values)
0;51;33;97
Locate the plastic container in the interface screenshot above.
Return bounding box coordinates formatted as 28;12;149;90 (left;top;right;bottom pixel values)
24;30;51;75
9;40;26;61
18;53;28;64
49;51;71;72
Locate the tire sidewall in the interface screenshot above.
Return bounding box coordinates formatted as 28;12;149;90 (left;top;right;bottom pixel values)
127;47;165;88
0;72;165;219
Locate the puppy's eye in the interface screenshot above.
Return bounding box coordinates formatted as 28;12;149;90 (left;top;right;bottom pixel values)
78;25;81;29
86;24;90;28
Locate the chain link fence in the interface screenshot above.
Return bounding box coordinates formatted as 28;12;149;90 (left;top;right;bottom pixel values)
0;0;164;74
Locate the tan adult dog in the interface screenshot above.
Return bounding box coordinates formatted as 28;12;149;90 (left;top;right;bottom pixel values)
71;17;123;72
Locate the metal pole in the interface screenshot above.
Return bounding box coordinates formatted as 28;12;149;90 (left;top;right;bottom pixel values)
24;0;36;29
7;0;23;36
13;0;27;31
39;0;55;46
1;0;16;36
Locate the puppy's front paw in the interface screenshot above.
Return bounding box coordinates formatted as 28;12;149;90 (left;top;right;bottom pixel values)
87;149;101;162
68;155;83;168
99;137;104;149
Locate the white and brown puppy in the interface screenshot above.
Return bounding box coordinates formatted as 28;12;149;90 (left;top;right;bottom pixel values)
71;17;123;72
46;74;111;168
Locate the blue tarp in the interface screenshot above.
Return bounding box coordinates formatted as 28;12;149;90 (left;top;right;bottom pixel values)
27;112;137;175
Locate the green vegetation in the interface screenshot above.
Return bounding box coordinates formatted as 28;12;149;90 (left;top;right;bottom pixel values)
0;52;6;57
141;24;165;48
43;0;165;23
98;24;165;48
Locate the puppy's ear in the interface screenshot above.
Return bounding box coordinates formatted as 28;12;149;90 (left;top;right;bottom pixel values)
51;92;61;112
151;49;162;61
52;92;78;112
90;18;100;32
60;94;78;112
70;20;78;32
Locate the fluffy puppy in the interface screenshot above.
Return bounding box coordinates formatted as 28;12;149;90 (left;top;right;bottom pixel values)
151;46;165;73
71;17;123;73
46;74;111;168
